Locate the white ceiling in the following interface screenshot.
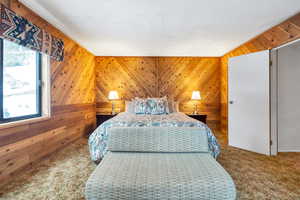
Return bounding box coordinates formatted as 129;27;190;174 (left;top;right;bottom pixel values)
21;0;300;56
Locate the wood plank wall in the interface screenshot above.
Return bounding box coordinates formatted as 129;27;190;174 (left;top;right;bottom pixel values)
3;0;299;187
220;13;300;134
0;0;96;186
95;57;220;129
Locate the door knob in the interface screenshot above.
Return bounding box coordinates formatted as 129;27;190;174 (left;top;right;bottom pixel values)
229;101;234;104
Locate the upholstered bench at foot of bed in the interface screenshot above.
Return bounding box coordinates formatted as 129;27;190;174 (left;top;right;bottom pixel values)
85;152;236;200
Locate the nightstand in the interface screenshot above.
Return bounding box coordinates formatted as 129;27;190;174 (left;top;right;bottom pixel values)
187;114;207;124
96;114;116;127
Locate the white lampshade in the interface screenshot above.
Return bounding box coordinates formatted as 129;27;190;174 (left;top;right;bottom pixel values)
191;91;201;100
108;91;119;100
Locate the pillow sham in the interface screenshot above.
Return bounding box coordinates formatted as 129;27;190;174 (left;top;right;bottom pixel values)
166;96;179;113
133;98;148;114
133;97;170;114
146;96;169;115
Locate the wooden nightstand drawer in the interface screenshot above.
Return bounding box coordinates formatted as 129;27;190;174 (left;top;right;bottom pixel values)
187;114;207;124
96;114;116;127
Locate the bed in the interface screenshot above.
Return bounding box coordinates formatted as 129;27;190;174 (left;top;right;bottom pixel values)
88;111;220;162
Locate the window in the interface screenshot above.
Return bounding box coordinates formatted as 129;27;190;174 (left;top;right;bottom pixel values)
0;39;42;123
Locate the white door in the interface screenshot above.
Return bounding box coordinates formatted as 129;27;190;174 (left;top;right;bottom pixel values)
228;50;270;155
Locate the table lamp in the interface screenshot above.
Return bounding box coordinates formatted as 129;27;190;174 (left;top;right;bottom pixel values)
191;91;201;114
108;91;119;115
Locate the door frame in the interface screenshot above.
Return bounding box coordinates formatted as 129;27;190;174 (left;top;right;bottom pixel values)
270;38;300;154
270;50;278;156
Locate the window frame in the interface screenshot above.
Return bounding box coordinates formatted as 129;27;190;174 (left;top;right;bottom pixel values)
0;38;42;123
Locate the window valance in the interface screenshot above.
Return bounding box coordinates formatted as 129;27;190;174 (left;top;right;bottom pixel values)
0;4;64;61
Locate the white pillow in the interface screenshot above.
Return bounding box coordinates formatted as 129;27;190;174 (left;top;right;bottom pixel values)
125;101;135;113
167;99;174;113
167;98;179;113
173;101;179;112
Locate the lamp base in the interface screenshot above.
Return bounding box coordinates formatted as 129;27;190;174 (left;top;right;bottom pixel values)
111;102;115;115
193;103;198;115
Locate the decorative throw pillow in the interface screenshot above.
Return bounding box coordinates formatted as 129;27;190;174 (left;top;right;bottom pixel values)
161;96;170;114
133;98;147;114
146;96;169;115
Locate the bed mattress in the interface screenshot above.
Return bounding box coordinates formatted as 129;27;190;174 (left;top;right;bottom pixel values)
88;112;220;161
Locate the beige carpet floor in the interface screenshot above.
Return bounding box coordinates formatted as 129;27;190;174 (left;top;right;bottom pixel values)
0;133;299;200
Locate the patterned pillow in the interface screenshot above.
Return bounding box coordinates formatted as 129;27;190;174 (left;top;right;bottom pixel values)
134;98;147;114
146;97;169;115
160;96;170;113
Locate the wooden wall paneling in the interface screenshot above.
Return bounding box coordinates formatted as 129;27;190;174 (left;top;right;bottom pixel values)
0;104;96;186
0;104;94;147
95;56;221;129
0;0;10;7
95;57;158;104
158;58;220;104
116;57;158;97
157;57;221;129
0;126;66;185
0;127;66;159
0;0;97;186
51;44;96;105
220;13;300;135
